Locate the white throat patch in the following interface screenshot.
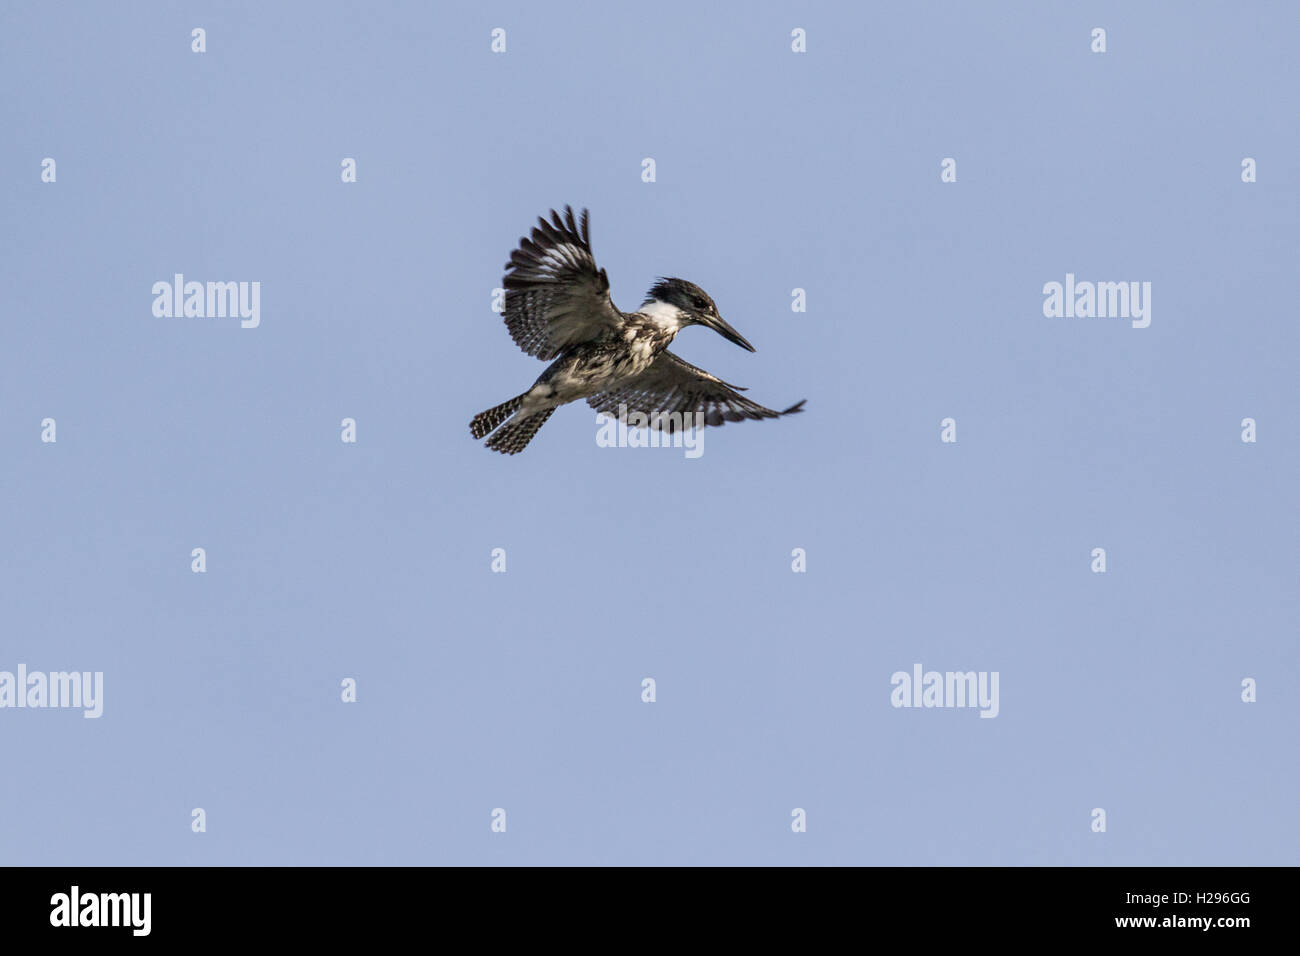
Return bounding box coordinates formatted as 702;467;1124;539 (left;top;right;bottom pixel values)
637;299;686;333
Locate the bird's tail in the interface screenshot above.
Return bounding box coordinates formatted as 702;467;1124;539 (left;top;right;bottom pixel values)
470;394;527;439
483;408;555;455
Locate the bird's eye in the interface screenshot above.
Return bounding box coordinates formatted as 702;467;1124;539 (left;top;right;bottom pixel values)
692;297;708;310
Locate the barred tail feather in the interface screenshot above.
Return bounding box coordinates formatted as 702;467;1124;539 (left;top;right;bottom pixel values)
470;394;526;439
484;408;556;455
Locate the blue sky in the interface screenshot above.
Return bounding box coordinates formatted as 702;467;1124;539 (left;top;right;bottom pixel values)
1;1;1296;865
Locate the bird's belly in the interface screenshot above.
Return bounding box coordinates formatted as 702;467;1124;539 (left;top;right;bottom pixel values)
540;344;658;403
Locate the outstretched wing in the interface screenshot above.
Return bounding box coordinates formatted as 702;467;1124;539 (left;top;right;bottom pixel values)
587;350;806;432
502;206;624;360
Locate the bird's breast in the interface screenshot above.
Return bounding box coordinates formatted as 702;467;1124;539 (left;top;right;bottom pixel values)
539;332;668;403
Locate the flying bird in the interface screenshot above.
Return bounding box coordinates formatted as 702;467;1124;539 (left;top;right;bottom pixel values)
471;206;804;454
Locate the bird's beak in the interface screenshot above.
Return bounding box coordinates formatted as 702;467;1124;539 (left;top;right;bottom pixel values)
701;313;756;352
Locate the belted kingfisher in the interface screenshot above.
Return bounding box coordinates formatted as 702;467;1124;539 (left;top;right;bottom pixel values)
470;206;805;454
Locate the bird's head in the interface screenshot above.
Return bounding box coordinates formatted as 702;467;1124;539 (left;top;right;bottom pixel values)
644;277;756;352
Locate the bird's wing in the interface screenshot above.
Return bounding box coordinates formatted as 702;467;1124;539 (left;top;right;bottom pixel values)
502;206;624;360
587;350;806;432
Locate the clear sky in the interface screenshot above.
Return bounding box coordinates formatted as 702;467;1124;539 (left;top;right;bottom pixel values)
1;1;1296;865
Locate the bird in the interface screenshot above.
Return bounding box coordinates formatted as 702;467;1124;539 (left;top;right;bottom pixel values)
470;206;805;454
